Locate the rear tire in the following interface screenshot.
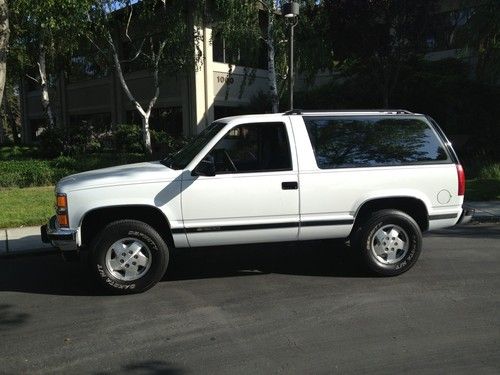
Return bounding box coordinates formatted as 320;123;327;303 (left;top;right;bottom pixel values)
353;209;422;276
89;220;169;294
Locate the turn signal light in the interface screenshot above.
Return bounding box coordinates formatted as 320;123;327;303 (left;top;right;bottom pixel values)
55;193;69;227
56;194;67;209
57;214;69;227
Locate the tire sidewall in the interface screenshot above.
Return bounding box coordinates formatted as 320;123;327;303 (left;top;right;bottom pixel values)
362;211;422;275
90;221;168;294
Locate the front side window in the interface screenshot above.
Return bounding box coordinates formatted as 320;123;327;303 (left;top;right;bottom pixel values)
209;122;292;173
162;121;226;170
304;116;450;169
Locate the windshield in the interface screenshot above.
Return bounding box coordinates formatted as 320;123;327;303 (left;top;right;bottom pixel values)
161;121;227;170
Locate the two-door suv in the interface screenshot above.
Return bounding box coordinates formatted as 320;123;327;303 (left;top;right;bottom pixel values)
42;109;473;293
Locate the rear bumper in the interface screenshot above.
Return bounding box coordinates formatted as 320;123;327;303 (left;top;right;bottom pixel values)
41;216;78;251
457;205;475;225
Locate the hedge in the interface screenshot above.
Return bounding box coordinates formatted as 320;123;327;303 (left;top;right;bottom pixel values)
0;153;146;188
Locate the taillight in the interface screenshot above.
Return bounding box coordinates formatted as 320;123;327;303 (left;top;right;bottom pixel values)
55;193;69;227
456;164;465;196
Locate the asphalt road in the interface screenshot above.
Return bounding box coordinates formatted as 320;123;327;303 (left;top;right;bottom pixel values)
1;223;499;374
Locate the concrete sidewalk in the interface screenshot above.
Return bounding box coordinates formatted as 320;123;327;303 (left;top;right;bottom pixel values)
466;200;500;220
1;200;499;256
0;226;55;256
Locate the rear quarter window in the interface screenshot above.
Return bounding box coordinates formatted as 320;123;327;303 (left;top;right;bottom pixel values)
303;116;451;169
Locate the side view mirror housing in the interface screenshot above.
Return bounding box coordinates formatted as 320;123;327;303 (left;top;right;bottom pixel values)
193;157;216;177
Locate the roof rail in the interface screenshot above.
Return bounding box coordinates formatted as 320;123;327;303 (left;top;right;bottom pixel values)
283;109;413;115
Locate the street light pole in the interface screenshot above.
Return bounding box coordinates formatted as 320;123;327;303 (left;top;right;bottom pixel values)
283;2;299;110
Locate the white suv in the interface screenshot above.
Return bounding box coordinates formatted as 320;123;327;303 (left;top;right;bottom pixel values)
41;110;473;293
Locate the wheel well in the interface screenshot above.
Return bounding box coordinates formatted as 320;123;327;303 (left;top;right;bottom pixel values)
80;205;173;249
352;197;429;233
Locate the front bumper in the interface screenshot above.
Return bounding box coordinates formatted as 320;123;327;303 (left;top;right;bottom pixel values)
41;216;78;251
457;206;475;225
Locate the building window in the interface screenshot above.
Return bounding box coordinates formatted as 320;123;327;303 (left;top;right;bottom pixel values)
212;32;266;69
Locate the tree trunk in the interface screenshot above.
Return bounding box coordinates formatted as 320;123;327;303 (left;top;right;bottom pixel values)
266;7;279;113
0;0;9;107
107;32;155;155
142;114;152;155
38;42;55;127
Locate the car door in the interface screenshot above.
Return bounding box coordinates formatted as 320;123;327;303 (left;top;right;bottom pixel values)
181;120;299;247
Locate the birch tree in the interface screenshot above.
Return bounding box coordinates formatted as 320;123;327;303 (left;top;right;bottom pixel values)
9;0;93;127
89;1;199;155
0;0;9;107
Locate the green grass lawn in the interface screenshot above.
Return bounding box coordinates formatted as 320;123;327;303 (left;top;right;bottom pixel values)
0;186;54;228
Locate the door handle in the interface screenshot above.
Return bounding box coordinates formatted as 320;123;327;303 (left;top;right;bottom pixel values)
282;181;298;190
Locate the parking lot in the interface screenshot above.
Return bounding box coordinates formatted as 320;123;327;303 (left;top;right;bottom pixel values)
1;223;499;374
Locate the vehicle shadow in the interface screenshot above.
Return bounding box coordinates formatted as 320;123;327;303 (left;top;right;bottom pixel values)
0;240;367;296
95;360;185;375
0;304;30;331
165;240;365;282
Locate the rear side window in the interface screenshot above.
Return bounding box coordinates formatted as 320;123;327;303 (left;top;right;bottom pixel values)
304;116;450;169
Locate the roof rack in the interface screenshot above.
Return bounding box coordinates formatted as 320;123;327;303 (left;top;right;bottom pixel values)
283;109;414;115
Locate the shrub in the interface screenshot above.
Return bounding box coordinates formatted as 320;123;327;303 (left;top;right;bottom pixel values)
113;124;144;153
38;124;103;158
479;163;500;180
150;130;190;156
38;127;65;158
0;160;54;187
0;146;39;160
0;153;147;188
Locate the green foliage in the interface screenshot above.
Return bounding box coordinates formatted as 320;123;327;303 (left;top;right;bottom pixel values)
0;153;147;188
479;164;500;180
455;0;500;84
0;160;54;187
9;0;95;86
150;129;190;156
113;124;144;154
38;124;102;158
0;146;38;160
302;0;438;106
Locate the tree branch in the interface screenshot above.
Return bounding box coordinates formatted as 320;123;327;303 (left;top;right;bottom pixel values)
86;35;109;59
25;73;39;84
125;1;134;42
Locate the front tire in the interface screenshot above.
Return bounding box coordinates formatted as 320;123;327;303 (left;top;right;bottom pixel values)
353;209;422;276
89;220;169;294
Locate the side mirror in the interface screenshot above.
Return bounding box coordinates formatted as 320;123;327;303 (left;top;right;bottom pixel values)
193;157;216;177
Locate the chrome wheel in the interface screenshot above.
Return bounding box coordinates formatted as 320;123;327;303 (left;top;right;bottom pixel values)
371;224;409;265
105;237;152;281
